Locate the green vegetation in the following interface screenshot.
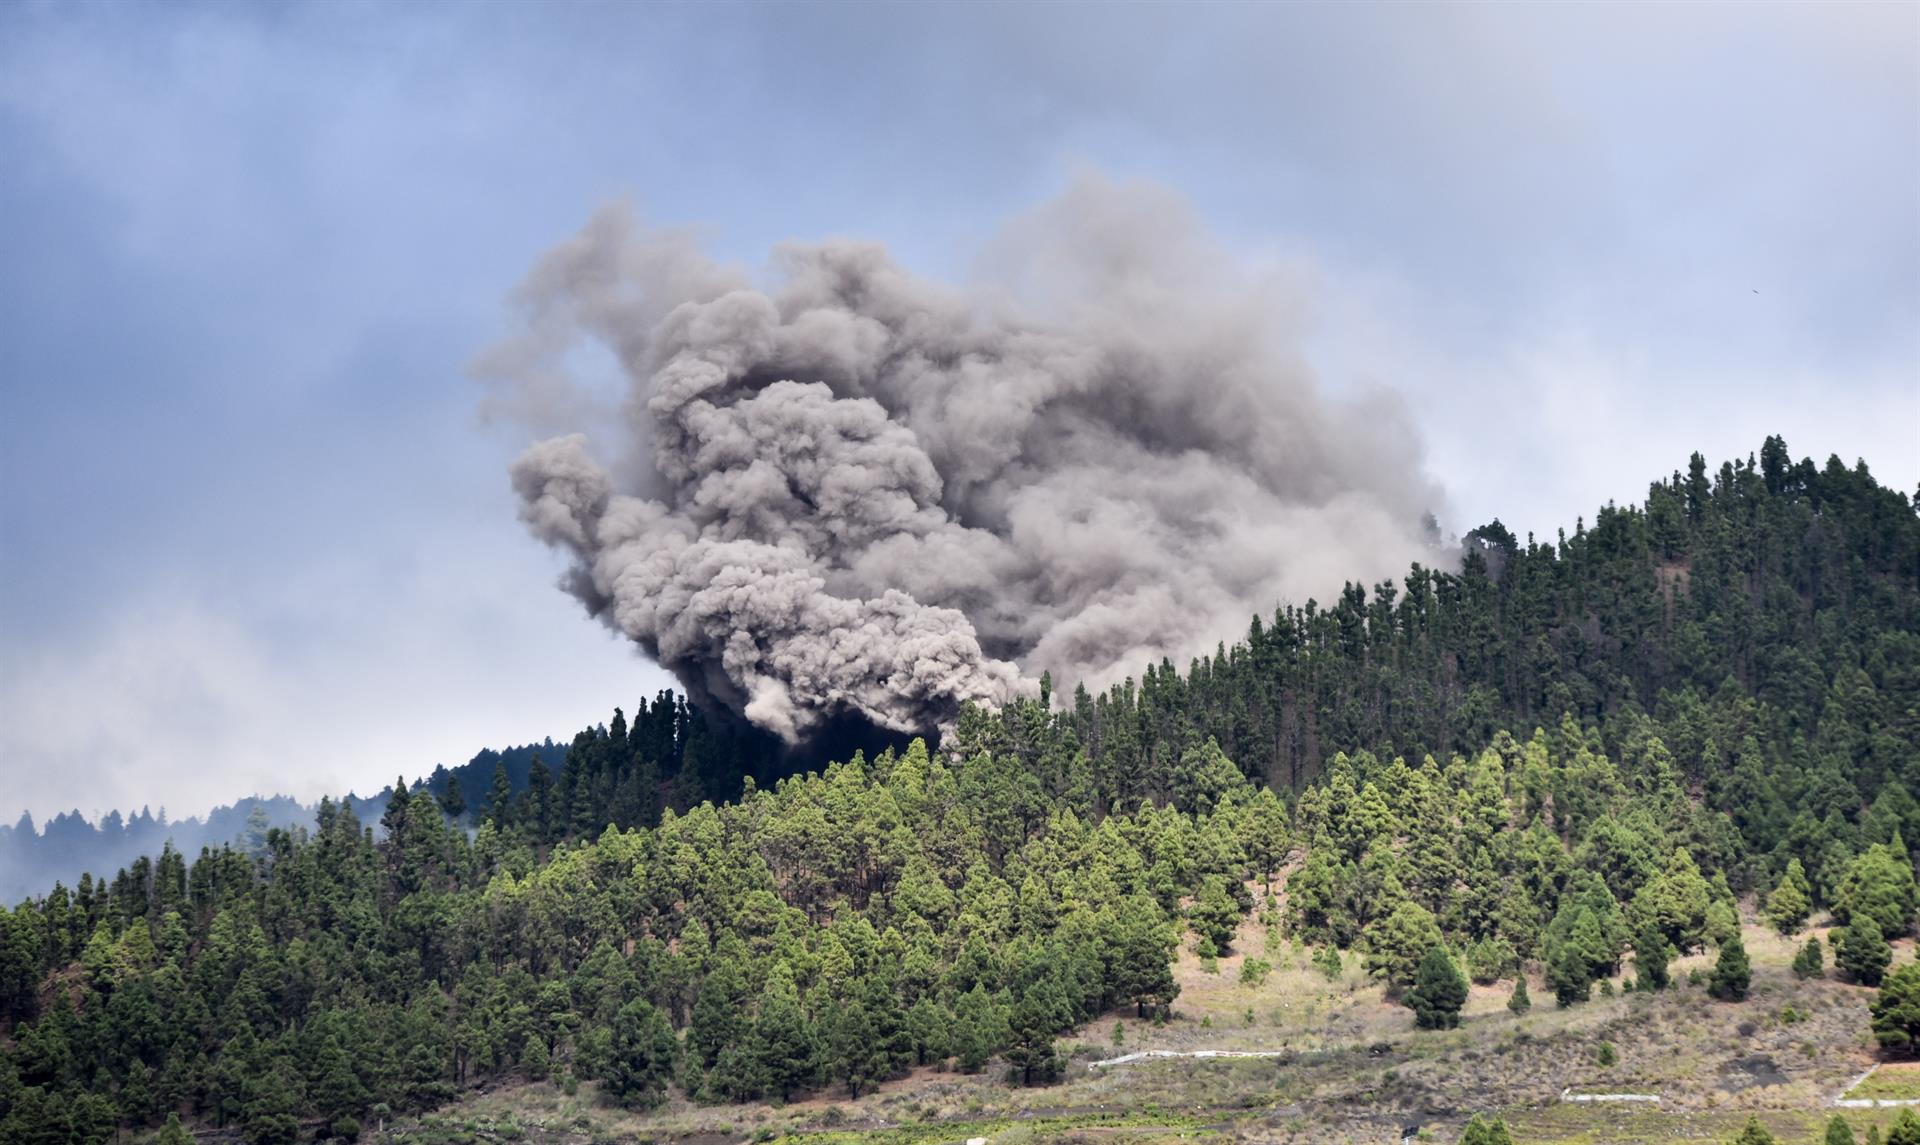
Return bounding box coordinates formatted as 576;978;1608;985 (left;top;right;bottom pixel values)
1841;917;1896;986
1795;935;1827;979
1875;966;1920;1055
1;436;1918;1143
1711;931;1753;1001
1847;1067;1920;1102
1404;945;1468;1029
1461;1115;1517;1144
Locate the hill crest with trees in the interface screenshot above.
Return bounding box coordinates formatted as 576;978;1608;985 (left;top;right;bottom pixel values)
1;436;1916;1144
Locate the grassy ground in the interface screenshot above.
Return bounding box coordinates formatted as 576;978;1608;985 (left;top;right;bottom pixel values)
1844;1061;1920;1101
380;908;1906;1145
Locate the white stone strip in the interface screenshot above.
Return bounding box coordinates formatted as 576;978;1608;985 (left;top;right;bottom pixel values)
1088;1048;1291;1069
1835;1064;1888;1106
1559;1087;1660;1104
1833;1061;1920;1106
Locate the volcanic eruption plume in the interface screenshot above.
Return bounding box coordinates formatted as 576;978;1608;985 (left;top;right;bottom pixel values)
483;178;1445;743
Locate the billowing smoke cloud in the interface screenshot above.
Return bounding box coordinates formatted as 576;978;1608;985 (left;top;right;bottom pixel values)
482;177;1445;742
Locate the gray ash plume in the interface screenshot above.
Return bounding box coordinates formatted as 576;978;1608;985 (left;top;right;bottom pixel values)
482;177;1445;743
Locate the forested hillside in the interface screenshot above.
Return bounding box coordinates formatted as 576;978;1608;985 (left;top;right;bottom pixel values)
1;437;1916;1144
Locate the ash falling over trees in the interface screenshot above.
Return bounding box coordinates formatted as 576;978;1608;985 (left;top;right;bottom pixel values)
483;178;1447;744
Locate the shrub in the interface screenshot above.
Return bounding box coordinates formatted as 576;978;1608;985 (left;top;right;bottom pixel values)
1460;1115;1516;1145
1507;977;1531;1014
1793;935;1825;980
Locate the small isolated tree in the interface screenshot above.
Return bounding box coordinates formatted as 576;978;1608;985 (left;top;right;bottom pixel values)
1889;1108;1920;1145
1460;1114;1516;1145
1873;963;1920;1055
1732;1115;1777;1144
1840;918;1895;987
1549;943;1592;1007
1794;935;1826;980
1507;976;1531;1014
1405;946;1468;1030
1710;932;1752;1001
1197;934;1220;973
1633;920;1671;992
157;1115;194;1145
1313;944;1343;981
1826;1114;1857;1145
1239;957;1272;987
1766;859;1814;935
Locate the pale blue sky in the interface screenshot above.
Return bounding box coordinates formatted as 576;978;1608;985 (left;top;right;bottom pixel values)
2;0;1915;820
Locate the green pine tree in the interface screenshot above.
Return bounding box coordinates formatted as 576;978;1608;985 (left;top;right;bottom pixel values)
1872;964;1920;1055
1405;946;1468;1029
1507;976;1532;1014
1710;932;1752;1001
1765;859;1813;935
605;999;678;1110
1794;935;1826;980
1888;1108;1920;1145
1549;942;1592;1007
1840;917;1895;986
1633;918;1671;991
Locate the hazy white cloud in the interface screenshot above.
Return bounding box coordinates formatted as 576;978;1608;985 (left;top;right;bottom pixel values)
0;532;668;821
